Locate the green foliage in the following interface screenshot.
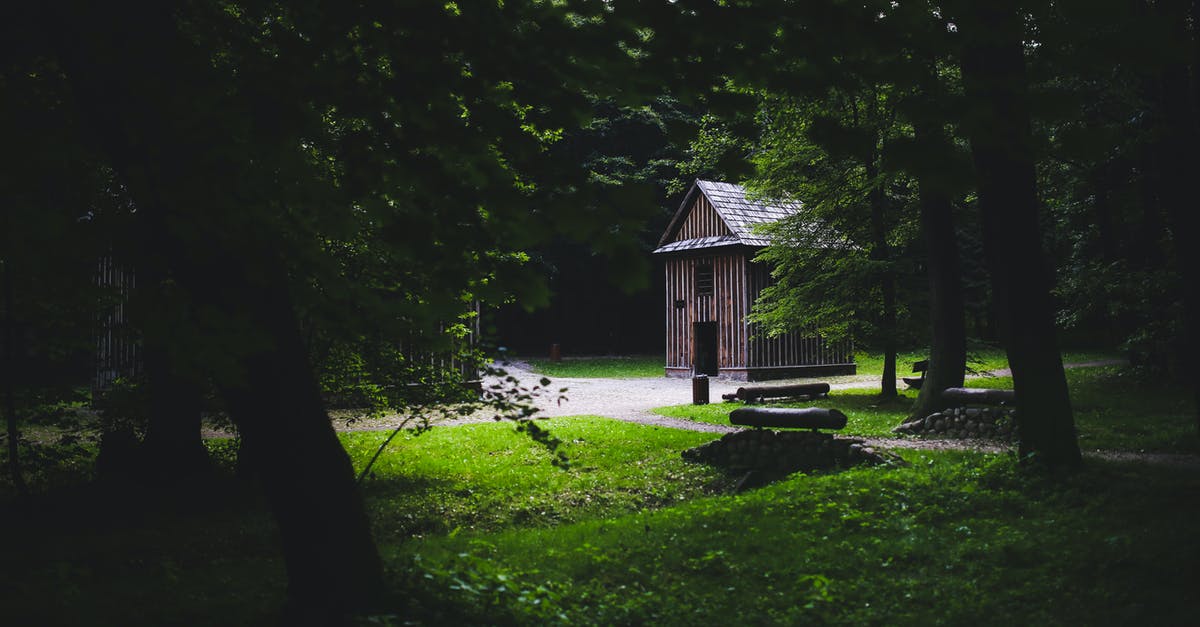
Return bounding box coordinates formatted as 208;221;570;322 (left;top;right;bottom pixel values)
0;400;96;495
683;81;926;354
90;378;149;437
673;112;756;194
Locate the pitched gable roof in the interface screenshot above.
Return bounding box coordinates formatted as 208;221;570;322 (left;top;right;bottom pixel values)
654;179;801;254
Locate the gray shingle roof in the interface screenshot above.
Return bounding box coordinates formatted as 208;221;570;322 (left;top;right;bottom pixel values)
653;179;801;254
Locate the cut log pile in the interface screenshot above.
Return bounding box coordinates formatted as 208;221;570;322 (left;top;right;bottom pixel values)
894;387;1019;440
894;405;1018;439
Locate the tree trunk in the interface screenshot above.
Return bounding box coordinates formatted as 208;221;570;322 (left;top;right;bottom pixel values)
1156;0;1200;435
130;254;211;483
140;338;210;483
2;211;29;497
907;124;967;422
46;3;386;617
866;148;898;398
174;251;385;622
959;1;1081;468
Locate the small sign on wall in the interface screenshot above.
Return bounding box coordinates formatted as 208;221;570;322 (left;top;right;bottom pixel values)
674;299;686;309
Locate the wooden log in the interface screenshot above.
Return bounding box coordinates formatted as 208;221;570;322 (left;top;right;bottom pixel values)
941;387;1016;406
734;382;831;403
729;407;848;430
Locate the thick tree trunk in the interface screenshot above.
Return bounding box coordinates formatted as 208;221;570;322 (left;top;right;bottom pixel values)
134;257;210;482
2;220;29;497
1157;0;1200;435
907;122;966;421
139;339;209;482
47;3;386;617
959;1;1081;468
173;252;384;622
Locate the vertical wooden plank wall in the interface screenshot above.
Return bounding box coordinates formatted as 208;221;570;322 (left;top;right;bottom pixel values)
745;262;853;368
714;254;746;369
675;194;732;240
94;255;139;393
664;254;747;371
664;193;737;372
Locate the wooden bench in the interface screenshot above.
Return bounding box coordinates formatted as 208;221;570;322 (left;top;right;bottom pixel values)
902;360;928;389
720;382;831;404
729;407;848;430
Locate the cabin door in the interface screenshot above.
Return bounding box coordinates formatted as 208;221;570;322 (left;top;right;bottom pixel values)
693;321;719;376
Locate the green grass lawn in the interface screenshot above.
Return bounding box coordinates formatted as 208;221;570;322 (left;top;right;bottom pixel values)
392;450;1200;625
2;377;1197;625
655;365;1198;454
523;355;663;378
346;417;736;538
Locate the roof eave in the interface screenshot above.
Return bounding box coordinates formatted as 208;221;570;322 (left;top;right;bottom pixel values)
652;241;764;257
656;180;703;248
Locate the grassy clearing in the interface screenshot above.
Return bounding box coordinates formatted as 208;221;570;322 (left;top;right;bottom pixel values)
853;347;1122;377
3;401;1197;624
345;417;734;539
522;355;663;378
655;365;1198;454
390;450;1200;625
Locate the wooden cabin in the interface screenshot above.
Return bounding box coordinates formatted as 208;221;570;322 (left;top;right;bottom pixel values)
654;180;856;381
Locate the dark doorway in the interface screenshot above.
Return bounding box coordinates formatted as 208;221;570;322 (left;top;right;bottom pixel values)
693;321;718;376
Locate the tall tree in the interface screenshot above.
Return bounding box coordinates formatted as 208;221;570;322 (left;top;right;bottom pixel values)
956;1;1081;468
44;4;385;617
1147;0;1200;434
905;116;968;421
21;0;653;619
748;90;913;398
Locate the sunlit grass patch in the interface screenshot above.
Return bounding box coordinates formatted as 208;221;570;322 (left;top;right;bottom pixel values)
344;416;732;540
388;451;1200;625
522;355;663;378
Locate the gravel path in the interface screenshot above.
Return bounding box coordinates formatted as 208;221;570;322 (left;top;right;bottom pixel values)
475;358;1200;469
486;358;1130;429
